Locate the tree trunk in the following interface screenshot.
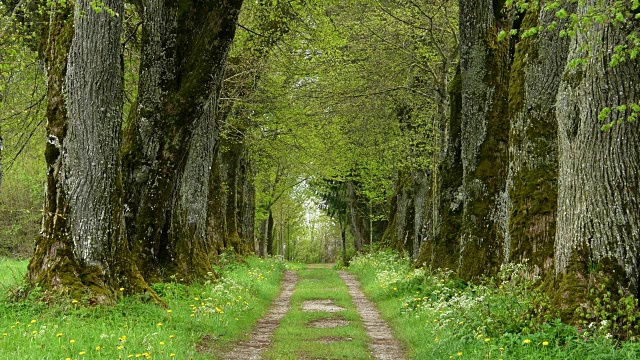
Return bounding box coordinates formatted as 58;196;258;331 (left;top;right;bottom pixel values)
266;210;274;255
28;0;150;302
505;5;572;274
416;68;463;270
122;0;243;281
458;0;510;279
555;2;640;295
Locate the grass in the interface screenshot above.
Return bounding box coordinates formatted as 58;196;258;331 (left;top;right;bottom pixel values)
264;266;372;359
349;251;640;360
0;256;289;359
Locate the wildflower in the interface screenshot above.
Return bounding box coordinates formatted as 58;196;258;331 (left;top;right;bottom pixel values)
160;342;165;345
119;288;125;291
57;333;63;337
485;338;490;342
32;330;37;335
167;309;172;313
2;333;7;336
119;335;127;341
457;352;463;356
157;322;162;327
523;339;531;344
170;354;175;357
169;335;175;339
499;347;504;351
70;339;76;343
71;299;79;304
118;345;124;350
30;320;36;324
96;346;101;351
79;351;86;355
393;287;397;291
542;341;549;346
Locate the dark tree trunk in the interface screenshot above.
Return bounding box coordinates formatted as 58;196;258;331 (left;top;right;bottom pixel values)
28;0;151;301
266;210;274;255
505;4;573;274
416;68;463;270
555;1;640;296
458;0;511;279
122;0;243;281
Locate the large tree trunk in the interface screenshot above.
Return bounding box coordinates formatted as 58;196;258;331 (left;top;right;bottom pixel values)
458;0;510;279
416;68;463;270
555;2;640;296
505;4;572;274
122;0;243;281
28;0;149;302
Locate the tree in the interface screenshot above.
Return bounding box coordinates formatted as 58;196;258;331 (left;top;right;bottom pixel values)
121;0;244;281
554;0;640;297
27;0;150;302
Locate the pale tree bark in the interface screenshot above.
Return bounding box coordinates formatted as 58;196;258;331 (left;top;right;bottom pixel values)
28;0;149;302
458;0;510;278
122;0;243;281
555;1;640;294
505;3;573;273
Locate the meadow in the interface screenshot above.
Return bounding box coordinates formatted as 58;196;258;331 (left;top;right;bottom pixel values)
349;251;640;360
0;256;292;359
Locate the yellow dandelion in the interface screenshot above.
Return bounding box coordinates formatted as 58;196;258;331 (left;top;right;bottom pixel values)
499;347;504;351
167;309;172;313
485;338;490;342
169;335;175;339
57;333;63;337
160;341;165;345
118;345;124;350
32;330;37;335
70;339;76;344
30;320;36;324
96;346;101;351
71;299;79;304
170;354;175;357
457;352;463;356
2;333;7;336
542;341;549;346
119;288;125;291
157;322;162;326
79;351;86;355
524;339;531;344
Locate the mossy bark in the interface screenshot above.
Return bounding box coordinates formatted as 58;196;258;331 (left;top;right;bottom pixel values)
28;0;155;303
554;0;640;295
416;67;463;271
505;4;573;274
458;0;511;279
122;0;244;282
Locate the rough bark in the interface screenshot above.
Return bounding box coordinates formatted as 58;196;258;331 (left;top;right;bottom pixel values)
122;0;243;281
458;0;510;279
555;2;640;294
28;0;150;301
347;181;371;252
505;4;572;273
416;68;463;270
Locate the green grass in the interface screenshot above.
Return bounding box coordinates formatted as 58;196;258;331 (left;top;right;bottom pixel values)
264;266;372;359
0;256;288;359
349;251;640;360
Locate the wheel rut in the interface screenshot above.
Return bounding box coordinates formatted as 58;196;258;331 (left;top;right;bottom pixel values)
338;271;406;360
221;270;298;360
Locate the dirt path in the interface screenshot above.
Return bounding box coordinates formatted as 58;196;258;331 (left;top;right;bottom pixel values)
338;271;406;360
222;267;405;360
222;270;299;360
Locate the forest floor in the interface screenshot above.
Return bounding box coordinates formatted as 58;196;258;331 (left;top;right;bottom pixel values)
221;265;405;360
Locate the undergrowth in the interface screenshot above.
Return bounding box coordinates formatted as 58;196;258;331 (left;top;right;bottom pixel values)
349;251;640;360
0;256;288;359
